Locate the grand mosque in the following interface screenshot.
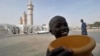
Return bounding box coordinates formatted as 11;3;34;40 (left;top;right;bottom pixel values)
0;0;34;34
0;0;49;34
18;0;34;34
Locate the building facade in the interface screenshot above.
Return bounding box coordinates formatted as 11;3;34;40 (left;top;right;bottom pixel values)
18;0;34;34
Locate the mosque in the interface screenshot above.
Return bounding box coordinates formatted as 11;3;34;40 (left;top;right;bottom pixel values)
17;0;34;34
0;0;49;34
0;0;34;34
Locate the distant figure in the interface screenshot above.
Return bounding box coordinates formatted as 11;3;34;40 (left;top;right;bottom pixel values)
80;19;87;35
16;27;20;34
24;27;28;35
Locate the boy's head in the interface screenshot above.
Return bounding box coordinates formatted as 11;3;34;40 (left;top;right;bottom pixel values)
49;15;69;38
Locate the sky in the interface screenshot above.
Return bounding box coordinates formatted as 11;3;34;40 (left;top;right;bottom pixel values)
0;0;100;27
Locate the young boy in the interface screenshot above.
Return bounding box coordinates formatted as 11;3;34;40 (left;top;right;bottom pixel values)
47;15;73;56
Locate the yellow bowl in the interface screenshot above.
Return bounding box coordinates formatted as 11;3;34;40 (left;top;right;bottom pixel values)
48;35;96;56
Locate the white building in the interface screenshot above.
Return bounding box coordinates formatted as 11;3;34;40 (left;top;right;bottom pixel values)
18;0;34;34
0;0;34;34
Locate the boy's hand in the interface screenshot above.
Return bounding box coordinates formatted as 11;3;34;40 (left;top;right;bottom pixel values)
48;47;73;56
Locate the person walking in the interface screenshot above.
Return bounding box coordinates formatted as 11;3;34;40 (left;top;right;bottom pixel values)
80;19;88;35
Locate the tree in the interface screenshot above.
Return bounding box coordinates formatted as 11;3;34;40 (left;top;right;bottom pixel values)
87;21;100;29
94;22;100;28
88;24;94;29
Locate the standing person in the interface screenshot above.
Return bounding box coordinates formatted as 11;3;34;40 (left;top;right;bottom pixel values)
80;19;88;35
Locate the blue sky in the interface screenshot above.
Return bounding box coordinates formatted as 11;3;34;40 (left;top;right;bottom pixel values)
0;0;100;27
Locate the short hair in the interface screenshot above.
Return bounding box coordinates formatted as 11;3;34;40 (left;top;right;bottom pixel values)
81;19;83;22
49;16;67;30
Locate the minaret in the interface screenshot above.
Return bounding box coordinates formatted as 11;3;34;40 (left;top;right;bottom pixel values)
27;0;33;25
19;17;23;25
22;11;27;25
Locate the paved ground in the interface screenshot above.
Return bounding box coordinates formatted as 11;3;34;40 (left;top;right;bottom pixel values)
0;34;55;56
0;31;100;56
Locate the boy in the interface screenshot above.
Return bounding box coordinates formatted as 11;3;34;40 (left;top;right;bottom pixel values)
47;15;73;56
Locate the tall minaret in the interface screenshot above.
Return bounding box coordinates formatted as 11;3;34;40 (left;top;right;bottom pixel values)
22;11;27;25
27;0;33;25
19;17;23;25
